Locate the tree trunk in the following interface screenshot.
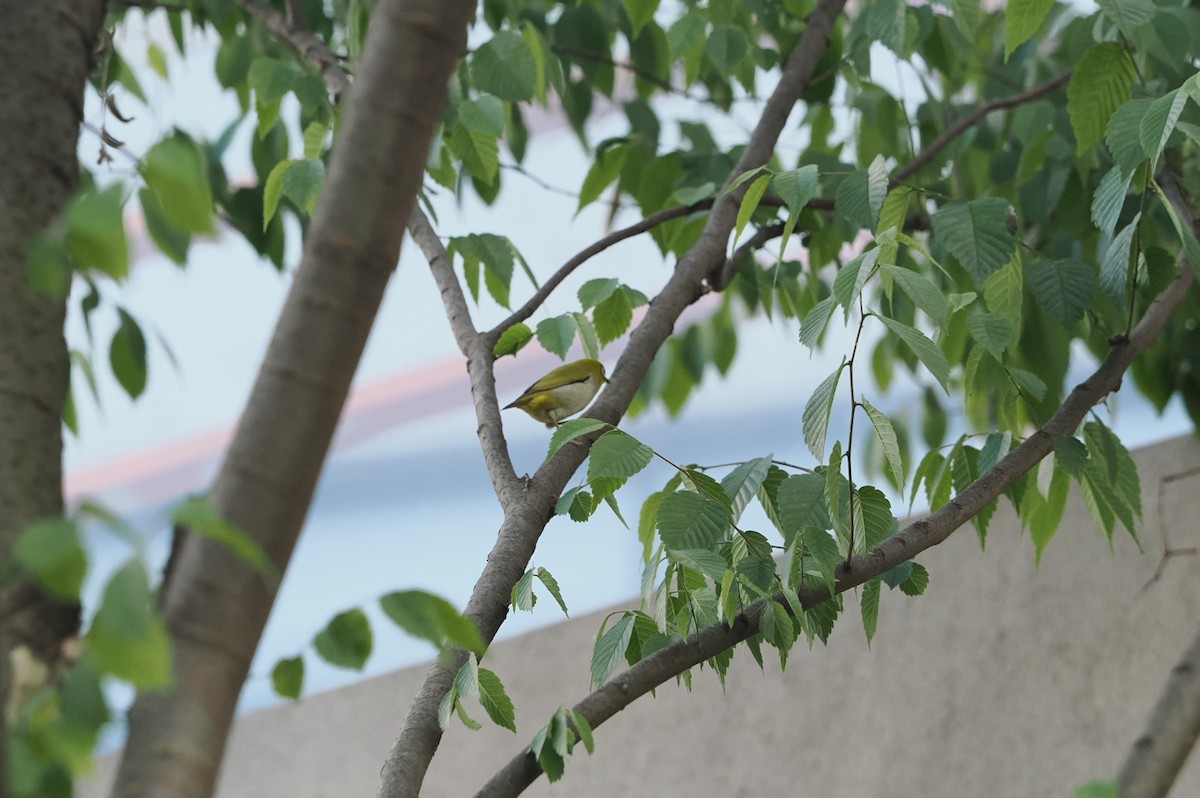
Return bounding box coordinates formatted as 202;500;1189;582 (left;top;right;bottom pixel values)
111;0;475;795
0;0;106;792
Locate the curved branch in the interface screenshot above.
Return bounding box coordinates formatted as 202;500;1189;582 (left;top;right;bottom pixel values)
892;69;1071;183
487;201;707;342
1116;620;1200;797
407;208;520;500
376;2;849;795
479;246;1196;797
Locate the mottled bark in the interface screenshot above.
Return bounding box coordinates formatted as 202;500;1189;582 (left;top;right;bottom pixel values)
110;0;475;795
0;0;106;792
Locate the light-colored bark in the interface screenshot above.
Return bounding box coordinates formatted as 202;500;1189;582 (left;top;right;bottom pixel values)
0;0;106;792
110;0;475;795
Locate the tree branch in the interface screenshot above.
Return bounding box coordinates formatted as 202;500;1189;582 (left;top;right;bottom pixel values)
407;208;520;500
235;0;352;99
892;69;1072;183
375;2;849;795
1116;620;1200;797
476;185;1200;798
486;201;708;343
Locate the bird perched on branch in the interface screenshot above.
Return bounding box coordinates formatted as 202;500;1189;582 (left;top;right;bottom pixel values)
503;359;607;428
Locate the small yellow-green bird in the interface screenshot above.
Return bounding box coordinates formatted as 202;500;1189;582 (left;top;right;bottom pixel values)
503;359;608;428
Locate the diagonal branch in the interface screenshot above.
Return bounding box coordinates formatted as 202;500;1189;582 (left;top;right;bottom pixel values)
235;0;352;98
408;208;520;500
1116;620;1200;797
892;69;1071;182
374;1;849;795
478;239;1197;797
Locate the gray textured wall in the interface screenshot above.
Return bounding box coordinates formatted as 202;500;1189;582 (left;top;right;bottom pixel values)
81;434;1200;796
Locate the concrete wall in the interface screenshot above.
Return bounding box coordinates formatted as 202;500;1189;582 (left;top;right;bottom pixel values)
82;434;1200;796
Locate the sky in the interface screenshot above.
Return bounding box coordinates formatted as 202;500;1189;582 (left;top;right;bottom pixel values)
71;7;1193;742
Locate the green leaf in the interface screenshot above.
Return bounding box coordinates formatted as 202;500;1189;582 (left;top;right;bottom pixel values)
704;25;748;78
1106;98;1153;177
494;323;533;358
142;137;214;234
1067;43;1136;155
280;159;325;215
799;297;836;350
512;569;536;612
1097;0;1156;37
67;185;128;279
733;173;772;250
272;656;304;700
967;312;1014;361
578;278;620;309
471;32;536;102
771;165;819;256
860;578;881;647
313;609;372;670
1091;167;1131;238
1100;213;1140;303
378;590;486;655
588;430;654;481
578;143;629;211
1054;437;1089;478
899;562;929;596
109;308;147;400
448;120;500;184
833;248;881;317
15;519;87;601
536;314;576;358
535;567;569;617
139;187;190;265
1139;89;1187;171
657;492;730;552
591;613;635;687
1157;180;1200;270
86;560;172;688
1073;781;1118;798
803;365;844;460
674;548;730;583
547;418;609;459
171;496;277;578
593;287;634;344
1005;0;1055;58
572;312;602;360
720;455;774;521
449;233;519;309
570;709;595;753
835;155;888;229
624;0;660;36
477;667;517;731
861;399;904;490
1032;258;1099;326
262;159;289;230
248;57;300;104
1030;462;1070;564
931;198;1016;286
877;316;951;392
880;265;950;325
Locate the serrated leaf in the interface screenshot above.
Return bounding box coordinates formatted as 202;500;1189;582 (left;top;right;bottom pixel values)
379;590;486;655
588;429;654;481
578;143;629;211
593;288;634;344
1091;167;1131;238
967;312;1014;360
280;158;325;214
572;312;602;360
547;418;609;459
835;156;887;229
899;562;929;595
733;173;772;250
1100;213;1140;303
1054;437;1089;477
1005;0;1054;58
494;323;533;358
1067;43;1136;155
478;667;517;731
591;613;635;687
721;455;774;521
472;32;536;102
880;265;950;324
1097;0;1156;37
771;165;819;255
657;492;730;551
512;569;536;612
1140;89;1187;172
803;365;844;460
799;296;836;350
535;567;569;616
878;317;951;392
931;198;1016;286
536;314;576;358
861;399;904;490
1106;98;1153;177
860;578;881;647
